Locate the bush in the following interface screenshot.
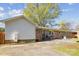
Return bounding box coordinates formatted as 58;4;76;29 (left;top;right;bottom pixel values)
0;28;5;32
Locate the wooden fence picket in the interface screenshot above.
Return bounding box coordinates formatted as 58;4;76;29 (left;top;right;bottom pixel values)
0;32;5;44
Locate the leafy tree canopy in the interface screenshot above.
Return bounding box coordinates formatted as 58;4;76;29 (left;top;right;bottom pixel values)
24;3;59;27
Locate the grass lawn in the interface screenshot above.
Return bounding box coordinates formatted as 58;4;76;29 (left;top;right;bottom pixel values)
54;43;79;56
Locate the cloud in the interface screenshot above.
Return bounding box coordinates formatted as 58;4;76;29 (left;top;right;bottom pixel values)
9;9;23;17
0;7;4;11
0;11;5;17
0;7;5;19
7;7;11;10
0;12;6;20
0;9;23;20
68;3;73;5
61;9;70;12
0;13;4;17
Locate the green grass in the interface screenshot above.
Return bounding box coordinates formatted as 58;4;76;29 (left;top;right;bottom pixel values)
54;44;79;56
54;38;79;56
56;47;79;56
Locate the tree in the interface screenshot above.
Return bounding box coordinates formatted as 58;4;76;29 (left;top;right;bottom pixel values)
58;21;71;31
0;27;5;32
23;3;59;27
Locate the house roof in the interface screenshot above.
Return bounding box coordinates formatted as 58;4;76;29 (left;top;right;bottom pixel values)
0;14;38;27
37;26;77;32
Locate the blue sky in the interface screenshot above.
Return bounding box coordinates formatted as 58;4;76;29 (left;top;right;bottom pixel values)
58;3;79;23
0;3;26;27
0;3;79;29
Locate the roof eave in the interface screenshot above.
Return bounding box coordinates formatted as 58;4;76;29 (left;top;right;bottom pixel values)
0;15;24;22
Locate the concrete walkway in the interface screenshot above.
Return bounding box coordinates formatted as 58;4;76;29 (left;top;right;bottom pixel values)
0;40;69;56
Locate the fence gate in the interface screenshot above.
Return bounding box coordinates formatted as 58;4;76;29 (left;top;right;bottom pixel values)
0;32;5;44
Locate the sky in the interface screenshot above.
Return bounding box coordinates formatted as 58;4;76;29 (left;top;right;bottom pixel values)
53;3;79;29
58;3;79;24
0;3;79;29
0;3;26;27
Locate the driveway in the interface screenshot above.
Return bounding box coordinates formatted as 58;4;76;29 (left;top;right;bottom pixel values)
0;40;70;56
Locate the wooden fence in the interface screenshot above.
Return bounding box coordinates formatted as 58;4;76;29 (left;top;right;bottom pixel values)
0;32;5;44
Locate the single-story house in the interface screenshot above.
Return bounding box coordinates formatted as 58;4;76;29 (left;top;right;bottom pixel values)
0;15;77;43
36;28;77;41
